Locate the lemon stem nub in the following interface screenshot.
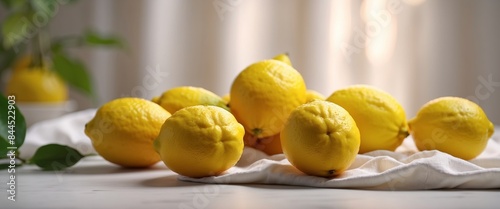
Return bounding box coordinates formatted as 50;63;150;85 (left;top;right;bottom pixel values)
328;170;336;176
398;127;410;140
252;128;263;137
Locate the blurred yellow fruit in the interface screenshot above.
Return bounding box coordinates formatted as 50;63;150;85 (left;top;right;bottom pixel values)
221;93;230;104
85;97;170;168
326;85;409;153
281;100;360;177
230;60;307;138
409;97;494;160
272;53;292;66
305;90;325;103
243;132;283;155
152;86;229;114
154;105;244;178
6;66;68;102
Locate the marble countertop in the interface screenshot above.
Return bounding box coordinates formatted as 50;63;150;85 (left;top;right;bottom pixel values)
2;156;499;209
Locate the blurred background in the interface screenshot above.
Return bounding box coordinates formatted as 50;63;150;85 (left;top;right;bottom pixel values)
1;0;499;124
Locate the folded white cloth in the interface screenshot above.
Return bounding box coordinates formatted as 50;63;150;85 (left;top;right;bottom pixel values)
181;128;500;190
19;109;97;159
21;109;500;190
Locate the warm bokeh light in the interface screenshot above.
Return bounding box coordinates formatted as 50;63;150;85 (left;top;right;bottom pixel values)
404;0;426;6
365;19;398;65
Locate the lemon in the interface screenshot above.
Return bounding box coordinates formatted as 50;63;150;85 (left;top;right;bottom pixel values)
281;100;360;177
326;85;409;153
152;86;229;114
85;97;170;168
409;97;494;160
230;60;307;138
260;133;283;155
6;66;68;102
221;93;230;104
243;132;283;155
272;53;292;66
305;90;325;103
154;105;244;178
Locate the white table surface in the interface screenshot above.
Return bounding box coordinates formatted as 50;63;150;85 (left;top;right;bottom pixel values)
2;156;499;209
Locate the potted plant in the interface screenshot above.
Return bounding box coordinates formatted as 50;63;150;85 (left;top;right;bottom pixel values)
0;0;123;126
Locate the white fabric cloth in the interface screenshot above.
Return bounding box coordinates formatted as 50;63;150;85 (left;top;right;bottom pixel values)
19;109;97;159
21;109;500;190
182;128;500;190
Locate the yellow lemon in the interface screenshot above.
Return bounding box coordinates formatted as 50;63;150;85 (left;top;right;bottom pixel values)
6;66;68;102
152;86;229;114
85;97;170;168
154;105;244;178
221;93;230;104
326;85;409;153
11;55;53;71
243;132;283;155
221;93;230;108
281;100;360;177
305;89;325;103
260;133;283;155
272;53;293;66
409;97;494;160
230;60;306;138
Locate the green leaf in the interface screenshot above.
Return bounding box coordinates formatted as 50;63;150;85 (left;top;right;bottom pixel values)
0;163;8;170
0;162;11;170
0;94;27;158
0;0;27;10
84;31;124;48
50;35;84;52
2;11;36;48
29;144;85;170
52;51;94;97
0;139;9;159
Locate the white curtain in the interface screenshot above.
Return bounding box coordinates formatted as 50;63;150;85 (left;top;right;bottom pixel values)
47;0;500;124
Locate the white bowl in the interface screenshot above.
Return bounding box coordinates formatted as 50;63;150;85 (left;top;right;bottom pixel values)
16;100;78;127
